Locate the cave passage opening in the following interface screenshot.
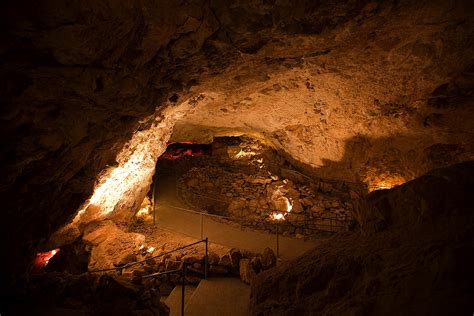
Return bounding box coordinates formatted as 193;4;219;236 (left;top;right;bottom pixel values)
135;135;357;240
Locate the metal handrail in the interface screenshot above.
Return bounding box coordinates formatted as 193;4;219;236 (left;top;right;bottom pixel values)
87;238;209;316
88;238;209;277
174;193;349;222
163;202;350;227
138;238;209;316
140;268;182;279
178;187;350;221
141;262;190;316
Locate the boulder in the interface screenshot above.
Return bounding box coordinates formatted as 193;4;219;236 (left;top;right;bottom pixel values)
207;252;220;265
182;255;202;264
311;204;324;214
229;248;243;274
227;146;241;157
261;247;277;270
116;253;138;267
218;254;232;268
241;249;257;259
258;198;268;207
230;249;243;265
248;199;259;209
228;198;247;215
291;200;304;213
83;220;144;270
239;259;257;285
272;197;291;212
299;197;314;207
141;196;151;207
251;176;272;184
165;260;181;271
250;256;263;274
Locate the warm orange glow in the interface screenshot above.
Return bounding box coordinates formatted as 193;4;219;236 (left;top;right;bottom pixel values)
136;206;150;217
32;248;60;272
139;244;155;254
136;204;153;221
71;97;195;223
234;150;257;159
271;213;285;221
368;175;406;192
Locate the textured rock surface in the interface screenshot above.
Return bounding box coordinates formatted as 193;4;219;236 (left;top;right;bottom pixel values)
250;161;474;315
7;273;169;315
1;0;473;301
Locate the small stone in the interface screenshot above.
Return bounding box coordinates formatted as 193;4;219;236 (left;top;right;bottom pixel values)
250;256;263;274
207;252;220;265
251;176;272;184
239;259;257;285
299;198;314;207
182;255;202;264
261;247;276;270
291;200;304;213
311;205;324;213
165;260;181;271
218;254;232;268
229;248;243;274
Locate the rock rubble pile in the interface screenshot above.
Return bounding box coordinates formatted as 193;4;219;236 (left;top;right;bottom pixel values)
179;166;355;235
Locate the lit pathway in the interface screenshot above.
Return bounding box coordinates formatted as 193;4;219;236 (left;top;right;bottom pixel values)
153;171;319;260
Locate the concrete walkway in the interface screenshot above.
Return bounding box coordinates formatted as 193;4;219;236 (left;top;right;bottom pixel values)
154;172;318;260
184;278;250;316
165;285;197;316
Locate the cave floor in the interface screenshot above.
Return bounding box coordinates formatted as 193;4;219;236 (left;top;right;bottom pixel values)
149;170;321;259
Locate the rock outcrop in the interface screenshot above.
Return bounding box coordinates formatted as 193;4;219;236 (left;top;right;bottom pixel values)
250;161;474;315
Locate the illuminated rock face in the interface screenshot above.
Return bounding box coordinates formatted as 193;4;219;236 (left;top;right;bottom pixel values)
1;0;473;287
250;161;474;315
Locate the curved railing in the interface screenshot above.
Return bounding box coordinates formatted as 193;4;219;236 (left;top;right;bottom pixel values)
88;238;209;278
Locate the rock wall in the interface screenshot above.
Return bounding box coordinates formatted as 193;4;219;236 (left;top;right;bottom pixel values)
250;161;474;315
179;166;354;235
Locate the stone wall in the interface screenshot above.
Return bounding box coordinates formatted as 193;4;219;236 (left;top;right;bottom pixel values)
178;164;356;236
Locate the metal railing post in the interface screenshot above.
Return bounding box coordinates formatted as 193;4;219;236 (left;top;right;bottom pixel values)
181;263;186;316
204;237;208;280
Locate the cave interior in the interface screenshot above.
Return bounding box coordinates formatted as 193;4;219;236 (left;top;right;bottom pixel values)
1;0;474;315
